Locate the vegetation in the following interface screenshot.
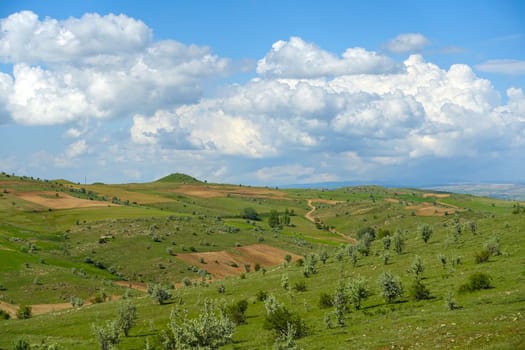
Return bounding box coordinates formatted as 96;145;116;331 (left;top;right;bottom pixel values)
0;172;524;349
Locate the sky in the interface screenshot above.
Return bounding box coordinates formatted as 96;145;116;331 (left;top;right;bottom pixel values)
0;0;524;186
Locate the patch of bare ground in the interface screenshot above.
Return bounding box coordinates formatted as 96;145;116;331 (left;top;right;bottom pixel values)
14;191;117;209
405;202;459;216
175;244;301;279
384;198;400;203
173;184;288;199
114;281;148;293
423;193;450;198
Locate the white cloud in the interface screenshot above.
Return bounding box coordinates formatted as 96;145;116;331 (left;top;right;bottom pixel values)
385;33;429;53
475;59;525;75
64;139;88;158
0;11;230;125
256;36;398;78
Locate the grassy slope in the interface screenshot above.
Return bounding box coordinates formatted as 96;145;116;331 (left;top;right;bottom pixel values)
0;174;524;349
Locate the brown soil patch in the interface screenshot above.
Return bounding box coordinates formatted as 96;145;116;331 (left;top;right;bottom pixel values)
14;191;117;209
175;244;301;279
405;202;458;216
423;193;450;198
114;281;148;293
385;198;400;203
173;184;288;200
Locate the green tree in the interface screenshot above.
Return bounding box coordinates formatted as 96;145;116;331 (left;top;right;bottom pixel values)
226;299;248;325
348;276;369;310
92;320;121;350
409;255;425;280
332;282;347;327
393;230;405;254
268;210;280;228
12;339;30;350
164;299;235;350
319;249;329;264
117;300;137;337
241;207;260;221
420;224;433;243
148;283;172;305
377;272;403;303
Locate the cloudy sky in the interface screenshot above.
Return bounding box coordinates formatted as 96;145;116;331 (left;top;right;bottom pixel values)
0;1;524;186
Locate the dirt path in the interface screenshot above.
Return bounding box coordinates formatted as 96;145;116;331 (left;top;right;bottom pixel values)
305;199;356;244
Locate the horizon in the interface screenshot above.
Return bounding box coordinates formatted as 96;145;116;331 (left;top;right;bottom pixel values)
1;1;524;186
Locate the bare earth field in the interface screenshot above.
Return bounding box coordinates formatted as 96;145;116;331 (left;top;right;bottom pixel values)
14;191;116;209
422;193;451;198
173;184;289;199
175;244;301;278
405;201;458;216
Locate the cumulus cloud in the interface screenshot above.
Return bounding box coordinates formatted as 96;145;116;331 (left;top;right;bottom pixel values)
475;59;525;75
256;36;398;78
384;33;429;53
0;11;230;125
132;45;521;170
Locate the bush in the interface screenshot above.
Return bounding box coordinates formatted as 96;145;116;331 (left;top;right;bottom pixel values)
147;284;172;304
264;305;306;338
0;309;10;320
357;226;376;240
16;305;32;319
474;249;491;263
92;320;121;350
419;224;433;243
410;280;431;300
319;292;333;308
293;280;307;292
117;301;137;337
226;299;248;325
12;339;30;350
257;290;268;301
377;272;403;303
459;272;493;293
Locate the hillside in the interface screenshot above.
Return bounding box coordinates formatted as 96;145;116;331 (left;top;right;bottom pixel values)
0;172;524;349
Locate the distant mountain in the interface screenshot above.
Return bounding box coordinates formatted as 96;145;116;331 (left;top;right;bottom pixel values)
155;173;202;184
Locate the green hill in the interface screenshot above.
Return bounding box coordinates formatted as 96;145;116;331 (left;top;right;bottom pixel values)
0;174;524;349
154;172;202;184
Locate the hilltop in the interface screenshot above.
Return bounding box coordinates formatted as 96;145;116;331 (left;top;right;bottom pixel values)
0;172;524;349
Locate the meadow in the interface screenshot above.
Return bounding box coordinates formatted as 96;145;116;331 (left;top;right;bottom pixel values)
0;172;524;349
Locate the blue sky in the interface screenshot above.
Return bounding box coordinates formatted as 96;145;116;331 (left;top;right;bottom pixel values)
0;1;524;186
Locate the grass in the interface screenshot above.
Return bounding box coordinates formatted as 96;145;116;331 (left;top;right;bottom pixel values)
0;173;524;349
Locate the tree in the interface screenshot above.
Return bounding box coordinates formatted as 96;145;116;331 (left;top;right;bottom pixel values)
410;279;431;300
319;249;329;264
303;253;317;277
281;273;289;291
92;320;121;350
284;254;292;265
348;276;369;310
420;224;433;243
241;207;260;221
268;210;280;228
148;283;172;305
357;226;376;240
164;299;235;350
382;235;391;250
392;231;405;254
377;272;403;303
409;255;425;280
226;299;248;325
117;300;137;337
12;339;30;350
332;282;347;327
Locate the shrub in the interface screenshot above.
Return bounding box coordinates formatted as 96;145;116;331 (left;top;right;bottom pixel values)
264;304;306;338
249;289;266;302
319;292;333;308
12;339;30;350
419;224;433;243
392;231;405;254
459;272;493;293
163;299;235;349
382;235;391;250
92;320;121;350
293;280;307;292
0;309;10;320
70;296;84;307
474;249;491;263
117;301;137;337
357;226;376;240
226;299;248;325
148;284;172;304
348;276;369;310
16;305;32;319
484;236;501;256
377;272;403;303
410;280;431;301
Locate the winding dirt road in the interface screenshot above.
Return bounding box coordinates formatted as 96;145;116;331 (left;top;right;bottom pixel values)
305;199;356;244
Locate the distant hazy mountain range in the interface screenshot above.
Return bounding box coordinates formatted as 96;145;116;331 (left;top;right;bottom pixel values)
283;182;525;201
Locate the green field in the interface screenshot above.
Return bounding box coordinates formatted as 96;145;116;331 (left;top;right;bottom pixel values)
0;173;524;349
